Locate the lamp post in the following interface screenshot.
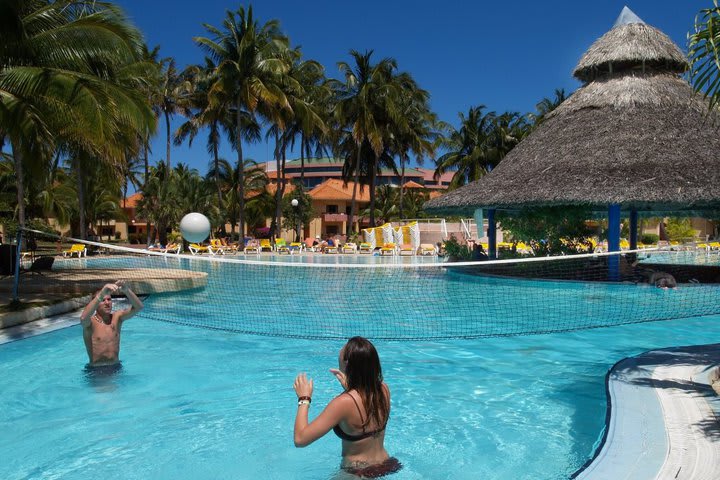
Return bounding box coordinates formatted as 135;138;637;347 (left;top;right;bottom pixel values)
291;198;300;242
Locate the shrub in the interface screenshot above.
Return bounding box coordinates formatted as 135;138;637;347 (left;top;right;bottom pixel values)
443;235;471;261
640;233;659;245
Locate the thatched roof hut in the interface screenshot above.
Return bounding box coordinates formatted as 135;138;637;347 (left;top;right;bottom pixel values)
425;7;720;217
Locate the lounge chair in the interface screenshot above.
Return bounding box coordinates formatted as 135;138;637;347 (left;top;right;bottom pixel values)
274;238;290;254
398;244;415;256
62;244;86;258
324;243;338;254
418;244;437;256
260;239;273;252
209;239;230;255
289;242;304;254
380;243;397;256
221;238;239;254
342;242;357;254
244;239;260;254
359;242;374;254
20;256;55;276
274;238;290;253
188;243;209;255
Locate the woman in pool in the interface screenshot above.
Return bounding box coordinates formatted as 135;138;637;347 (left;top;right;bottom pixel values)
293;336;401;478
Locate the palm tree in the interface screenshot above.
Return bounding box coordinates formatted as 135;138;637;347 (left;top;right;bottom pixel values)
690;2;720;109
434;106;504;189
157;58;194;169
387;72;438;219
530;89;567;127
0;0;155;236
175;58;235;214
195;5;291;239
334;50;399;233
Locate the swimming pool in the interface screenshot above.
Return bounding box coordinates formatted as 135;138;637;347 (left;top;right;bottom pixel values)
2;313;719;479
2;256;720;479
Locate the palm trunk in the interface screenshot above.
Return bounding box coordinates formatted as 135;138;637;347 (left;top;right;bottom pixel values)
369;153;378;227
213;124;223;220
271;131;282;239
298;136;305;240
236;99;245;241
143;144;152;246
12;141;26;231
399;159;406;219
76;161;86;240
347;146;361;236
165;111;171;169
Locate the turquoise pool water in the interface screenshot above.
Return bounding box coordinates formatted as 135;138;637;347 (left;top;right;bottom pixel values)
2;314;720;479
2;255;720;479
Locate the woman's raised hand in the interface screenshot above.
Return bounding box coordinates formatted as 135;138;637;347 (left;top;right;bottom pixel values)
294;373;314;398
329;368;347;390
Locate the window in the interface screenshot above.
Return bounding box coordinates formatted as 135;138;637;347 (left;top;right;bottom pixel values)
327;204;338;214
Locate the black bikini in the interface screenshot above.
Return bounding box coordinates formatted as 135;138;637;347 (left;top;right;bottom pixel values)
333;392;387;442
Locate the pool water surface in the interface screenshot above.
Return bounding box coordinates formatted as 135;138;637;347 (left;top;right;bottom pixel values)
2;310;720;479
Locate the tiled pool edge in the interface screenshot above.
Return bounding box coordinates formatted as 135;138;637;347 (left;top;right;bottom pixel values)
573;344;720;479
0;308;82;344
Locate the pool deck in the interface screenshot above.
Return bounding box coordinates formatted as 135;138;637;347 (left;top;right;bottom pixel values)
575;344;720;479
0;267;207;329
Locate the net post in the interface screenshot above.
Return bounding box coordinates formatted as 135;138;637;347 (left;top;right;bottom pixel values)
12;228;22;303
487;209;497;259
608;204;621;281
629;210;638;250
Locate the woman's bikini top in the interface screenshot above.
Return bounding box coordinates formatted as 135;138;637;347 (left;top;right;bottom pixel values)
333;392;388;442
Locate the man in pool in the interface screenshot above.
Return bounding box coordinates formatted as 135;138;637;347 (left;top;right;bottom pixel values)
80;280;143;370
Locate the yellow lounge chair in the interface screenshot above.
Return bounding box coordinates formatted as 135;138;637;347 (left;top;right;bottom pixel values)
324;244;338;254
380;243;397;256
189;243;209;255
398;244;415;256
260;239;273;252
244;239;260;254
418;244;437;256
342;242;357;254
62;244;86;258
220;238;239;254
358;242;374;254
289;242;304;254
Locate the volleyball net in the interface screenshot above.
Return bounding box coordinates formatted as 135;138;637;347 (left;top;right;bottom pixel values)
6;229;720;340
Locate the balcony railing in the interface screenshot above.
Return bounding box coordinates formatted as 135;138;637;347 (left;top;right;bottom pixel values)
323;213;348;222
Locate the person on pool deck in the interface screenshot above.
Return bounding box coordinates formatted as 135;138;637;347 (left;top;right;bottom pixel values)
80;280;143;370
293;336;401;478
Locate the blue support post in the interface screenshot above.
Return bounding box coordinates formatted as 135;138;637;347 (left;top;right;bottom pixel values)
608;204;621;281
629;210;638;251
487;208;497;259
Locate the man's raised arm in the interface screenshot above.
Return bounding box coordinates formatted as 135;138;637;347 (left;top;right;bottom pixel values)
116;281;143;322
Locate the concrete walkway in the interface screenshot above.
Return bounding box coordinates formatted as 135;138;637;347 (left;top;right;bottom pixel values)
575;344;720;480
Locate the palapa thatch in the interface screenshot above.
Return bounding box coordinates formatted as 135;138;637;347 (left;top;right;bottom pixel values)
425;8;720;217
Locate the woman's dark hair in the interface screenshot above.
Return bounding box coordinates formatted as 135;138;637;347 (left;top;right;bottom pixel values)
343;336;388;429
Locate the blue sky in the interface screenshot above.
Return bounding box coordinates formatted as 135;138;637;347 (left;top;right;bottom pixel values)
114;0;708;176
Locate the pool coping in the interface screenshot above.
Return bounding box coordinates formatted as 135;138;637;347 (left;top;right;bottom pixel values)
573;343;720;479
0;307;81;344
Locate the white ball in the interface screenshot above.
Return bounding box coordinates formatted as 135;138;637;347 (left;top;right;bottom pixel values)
291;199;299;207
180;213;211;243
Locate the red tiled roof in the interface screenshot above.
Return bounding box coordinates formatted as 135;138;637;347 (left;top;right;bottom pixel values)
123;192;143;208
309;179;370;202
418;168;454;184
403;180;424;189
